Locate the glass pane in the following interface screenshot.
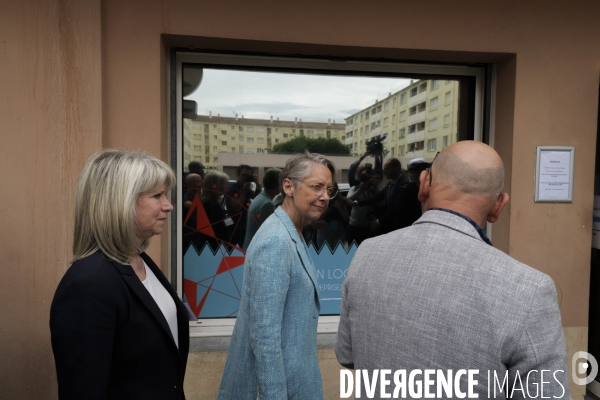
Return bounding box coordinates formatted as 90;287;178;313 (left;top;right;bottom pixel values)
181;66;462;319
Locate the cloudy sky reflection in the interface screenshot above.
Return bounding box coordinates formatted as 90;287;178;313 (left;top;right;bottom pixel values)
186;69;412;123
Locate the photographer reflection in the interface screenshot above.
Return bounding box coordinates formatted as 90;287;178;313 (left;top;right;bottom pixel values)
353;158;413;235
343;169;383;246
312;182;349;250
226;164;261;247
201;171;234;250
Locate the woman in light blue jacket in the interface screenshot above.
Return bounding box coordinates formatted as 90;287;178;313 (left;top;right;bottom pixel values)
218;152;337;400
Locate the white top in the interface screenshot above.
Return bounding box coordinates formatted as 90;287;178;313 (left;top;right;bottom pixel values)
141;261;179;348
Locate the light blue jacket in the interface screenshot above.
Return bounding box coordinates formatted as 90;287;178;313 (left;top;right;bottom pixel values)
218;207;323;400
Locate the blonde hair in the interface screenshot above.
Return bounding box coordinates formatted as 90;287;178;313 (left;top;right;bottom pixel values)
72;149;175;264
201;171;230;201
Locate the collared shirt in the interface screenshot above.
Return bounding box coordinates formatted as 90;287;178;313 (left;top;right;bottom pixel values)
430;207;492;246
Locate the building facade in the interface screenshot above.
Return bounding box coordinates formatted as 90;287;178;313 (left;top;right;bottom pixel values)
345;79;459;162
183;115;345;170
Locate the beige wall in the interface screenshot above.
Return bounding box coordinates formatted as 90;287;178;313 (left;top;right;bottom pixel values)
2;0;600;398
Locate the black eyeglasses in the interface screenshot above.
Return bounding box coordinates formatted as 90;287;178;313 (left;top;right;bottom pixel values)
428;152;440;186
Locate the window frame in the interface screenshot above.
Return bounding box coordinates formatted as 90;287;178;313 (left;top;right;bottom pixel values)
174;51;486;336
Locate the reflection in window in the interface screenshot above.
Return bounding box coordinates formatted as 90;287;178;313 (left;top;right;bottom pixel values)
180;64;471;319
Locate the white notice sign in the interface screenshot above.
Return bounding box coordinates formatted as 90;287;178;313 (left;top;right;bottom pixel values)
535;147;574;202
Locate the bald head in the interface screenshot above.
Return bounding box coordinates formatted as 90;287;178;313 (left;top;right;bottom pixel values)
420;141;509;227
432;141;504;200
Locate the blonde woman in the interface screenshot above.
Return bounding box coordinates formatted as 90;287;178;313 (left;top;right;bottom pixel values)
50;150;189;400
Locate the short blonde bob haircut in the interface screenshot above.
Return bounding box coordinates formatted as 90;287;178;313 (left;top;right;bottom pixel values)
72;149;176;264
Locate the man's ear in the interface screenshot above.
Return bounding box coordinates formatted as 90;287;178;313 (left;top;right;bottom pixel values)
418;170;430;203
486;192;509;223
282;178;295;198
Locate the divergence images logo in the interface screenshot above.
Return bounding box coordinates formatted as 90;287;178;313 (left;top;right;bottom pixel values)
572;351;598;385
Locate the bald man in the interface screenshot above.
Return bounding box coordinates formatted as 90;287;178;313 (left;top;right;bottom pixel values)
335;141;569;399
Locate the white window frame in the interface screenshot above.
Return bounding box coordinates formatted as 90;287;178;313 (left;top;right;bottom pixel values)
429;117;438;131
175;52;486;337
427;138;437;151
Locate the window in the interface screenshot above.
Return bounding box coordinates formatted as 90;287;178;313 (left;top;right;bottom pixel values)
204;124;209;133
292;129;296;133
445;91;452;105
213;135;217;140
432;80;440;89
444;114;450;127
213;146;218;151
307;130;314;135
410;87;418;97
430;97;439;110
247;126;254;132
221;141;227;145
409;141;424;152
194;145;201;151
177;52;484;328
429;118;438;131
193;134;201;140
400;111;407;121
193;122;201;129
221;130;227;135
317;130;323;136
427;138;437;151
213;124;217;128
256;127;264;133
391;147;395;156
443;135;449;148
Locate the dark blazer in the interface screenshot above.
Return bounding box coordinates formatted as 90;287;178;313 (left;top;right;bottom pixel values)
357;173;415;233
50;251;189;400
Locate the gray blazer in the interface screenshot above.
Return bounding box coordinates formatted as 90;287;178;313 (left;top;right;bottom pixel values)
335;210;570;399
